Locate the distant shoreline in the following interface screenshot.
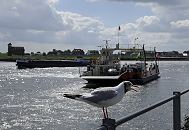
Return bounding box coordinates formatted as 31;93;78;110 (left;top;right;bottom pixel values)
150;57;189;61
1;57;189;62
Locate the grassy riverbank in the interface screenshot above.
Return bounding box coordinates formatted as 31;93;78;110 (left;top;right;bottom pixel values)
0;53;98;62
1;52;189;62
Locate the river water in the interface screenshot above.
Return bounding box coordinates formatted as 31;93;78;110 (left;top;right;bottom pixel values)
0;61;189;130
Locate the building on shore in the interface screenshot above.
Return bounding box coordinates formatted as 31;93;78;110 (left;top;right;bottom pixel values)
72;49;85;56
157;51;184;57
86;50;99;56
8;43;25;56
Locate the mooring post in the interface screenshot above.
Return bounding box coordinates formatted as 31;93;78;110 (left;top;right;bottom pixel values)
173;91;181;130
101;118;116;130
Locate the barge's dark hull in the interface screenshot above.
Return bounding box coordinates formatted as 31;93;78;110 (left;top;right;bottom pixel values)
16;60;90;69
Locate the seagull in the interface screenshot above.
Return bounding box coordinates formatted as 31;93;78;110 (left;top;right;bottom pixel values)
63;81;138;119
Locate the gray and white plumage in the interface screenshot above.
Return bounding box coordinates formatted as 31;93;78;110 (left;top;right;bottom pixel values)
64;81;138;118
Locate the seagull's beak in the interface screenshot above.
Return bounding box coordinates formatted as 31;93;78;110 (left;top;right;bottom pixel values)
132;85;140;88
131;87;138;92
131;85;139;92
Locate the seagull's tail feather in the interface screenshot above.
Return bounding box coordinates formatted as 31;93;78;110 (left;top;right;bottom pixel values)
63;94;82;100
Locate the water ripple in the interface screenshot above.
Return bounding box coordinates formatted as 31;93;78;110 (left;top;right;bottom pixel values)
1;61;189;130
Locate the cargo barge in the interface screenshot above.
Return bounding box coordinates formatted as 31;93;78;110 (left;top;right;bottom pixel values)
16;59;90;69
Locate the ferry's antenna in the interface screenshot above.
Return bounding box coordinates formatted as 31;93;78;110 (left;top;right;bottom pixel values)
118;26;121;46
103;40;111;49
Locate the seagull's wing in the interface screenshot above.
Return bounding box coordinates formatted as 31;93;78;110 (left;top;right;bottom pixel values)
82;89;118;103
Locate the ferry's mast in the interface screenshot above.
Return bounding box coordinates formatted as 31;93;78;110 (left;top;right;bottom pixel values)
143;44;147;74
154;47;159;73
118;26;121;46
103;40;110;49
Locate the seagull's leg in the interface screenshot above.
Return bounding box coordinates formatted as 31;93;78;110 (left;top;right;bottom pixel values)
105;108;109;118
102;107;107;118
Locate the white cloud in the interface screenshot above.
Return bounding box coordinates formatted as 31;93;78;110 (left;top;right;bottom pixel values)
0;0;189;53
60;12;104;32
136;16;160;27
0;0;104;52
90;0;180;5
104;0;189;51
48;0;59;5
170;20;189;29
0;0;65;31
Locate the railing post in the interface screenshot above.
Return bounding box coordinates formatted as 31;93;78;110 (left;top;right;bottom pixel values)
173;91;181;130
102;118;116;130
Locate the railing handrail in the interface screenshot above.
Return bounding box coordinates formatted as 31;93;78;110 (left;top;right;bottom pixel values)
181;89;189;95
97;89;189;130
116;95;175;126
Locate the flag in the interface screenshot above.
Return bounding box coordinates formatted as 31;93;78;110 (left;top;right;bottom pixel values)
118;26;121;31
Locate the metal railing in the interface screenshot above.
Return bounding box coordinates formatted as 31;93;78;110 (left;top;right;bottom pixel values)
97;89;189;130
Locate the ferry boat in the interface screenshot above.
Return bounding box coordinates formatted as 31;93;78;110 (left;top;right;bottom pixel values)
80;42;160;85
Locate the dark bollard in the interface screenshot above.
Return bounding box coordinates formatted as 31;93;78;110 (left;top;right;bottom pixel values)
102;118;116;130
173;91;181;130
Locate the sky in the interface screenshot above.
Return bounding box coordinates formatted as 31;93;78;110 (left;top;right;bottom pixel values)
0;0;189;53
